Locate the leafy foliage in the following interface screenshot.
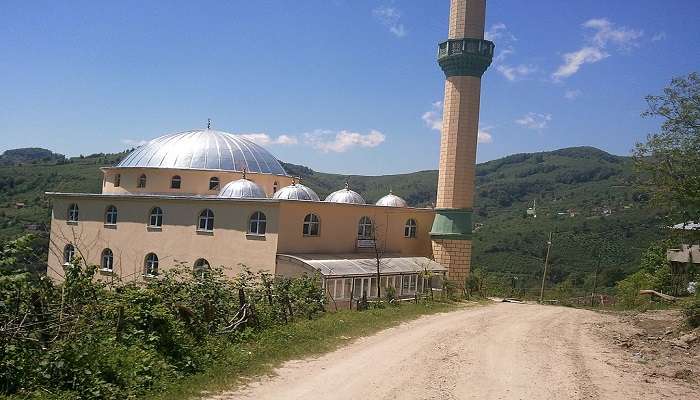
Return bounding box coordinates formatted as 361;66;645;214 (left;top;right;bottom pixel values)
0;238;324;399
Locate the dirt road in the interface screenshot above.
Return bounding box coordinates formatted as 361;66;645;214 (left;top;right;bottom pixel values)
214;303;699;400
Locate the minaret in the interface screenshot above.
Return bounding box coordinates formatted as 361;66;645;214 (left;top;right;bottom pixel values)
430;0;493;286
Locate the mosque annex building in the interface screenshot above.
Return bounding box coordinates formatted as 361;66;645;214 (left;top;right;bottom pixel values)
46;0;493;304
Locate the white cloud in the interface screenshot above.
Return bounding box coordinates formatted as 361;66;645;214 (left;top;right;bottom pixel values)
552;46;608;81
239;133;298;146
651;31;667;42
121;139;149;147
516;112;552;130
478;130;493;144
421;101;443;131
496;64;537;81
552;18;642;81
485;23;517;63
564;89;582;100
372;6;407;38
422;101;493;143
304;129;385;153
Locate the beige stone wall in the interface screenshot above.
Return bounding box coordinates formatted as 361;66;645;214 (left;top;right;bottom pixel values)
276;201;434;256
448;0;485;40
431;239;472;284
48;195;280;282
101;167;293;197
435;75;481;209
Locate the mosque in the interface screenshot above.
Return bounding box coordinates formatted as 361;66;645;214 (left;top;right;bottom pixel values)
47;0;493;304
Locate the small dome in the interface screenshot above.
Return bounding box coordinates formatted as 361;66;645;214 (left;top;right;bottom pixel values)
324;183;365;204
218;179;266;199
375;192;408;207
273;183;320;201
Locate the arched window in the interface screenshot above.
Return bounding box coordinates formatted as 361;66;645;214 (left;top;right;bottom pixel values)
249;211;267;235
170;175;181;189
144;253;159;276
209;177;220;191
105;205;118;225
404;218;417;238
197;209;215;232
114;174;121;187
194;258;210;278
273;181;279;193
101;248;114;271
137;174;147;188
358;216;373;239
303;213;320;236
63;244;75;264
149;207;163;227
67;204;79;222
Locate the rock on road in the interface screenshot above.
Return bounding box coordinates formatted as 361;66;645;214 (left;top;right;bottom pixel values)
213;303;698;400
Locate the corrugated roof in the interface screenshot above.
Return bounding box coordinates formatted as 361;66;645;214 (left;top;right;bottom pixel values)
278;253;446;277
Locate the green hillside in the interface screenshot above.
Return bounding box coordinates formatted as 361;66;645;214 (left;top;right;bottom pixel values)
0;146;662;288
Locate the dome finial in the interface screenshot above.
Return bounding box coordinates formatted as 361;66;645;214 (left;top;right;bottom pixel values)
207;118;211;130
291;176;296;185
344;180;349;190
389;187;393;195
242;168;247;180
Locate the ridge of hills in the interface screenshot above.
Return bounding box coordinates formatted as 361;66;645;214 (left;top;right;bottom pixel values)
0;146;662;288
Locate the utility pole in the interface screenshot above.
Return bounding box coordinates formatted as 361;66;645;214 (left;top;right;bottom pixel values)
539;232;553;303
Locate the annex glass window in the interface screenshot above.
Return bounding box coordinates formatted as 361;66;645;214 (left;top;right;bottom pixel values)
67;204;79;222
144;253;159;276
249;211;267;235
149;207;163;227
194;258;210;278
105;205;118;225
170;175;181;189
137;174;147;188
302;213;320;236
197;209;215;232
209;177;220;191
404;218;417;238
357;216;373;239
63;244;75;264
101;248;114;271
114;174;121;187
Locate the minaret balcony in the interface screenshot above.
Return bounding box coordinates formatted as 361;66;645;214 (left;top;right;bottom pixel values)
437;38;494;78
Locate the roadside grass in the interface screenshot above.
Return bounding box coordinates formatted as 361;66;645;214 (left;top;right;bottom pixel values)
153;301;463;400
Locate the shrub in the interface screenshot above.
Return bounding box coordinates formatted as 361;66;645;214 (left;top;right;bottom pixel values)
685;295;700;328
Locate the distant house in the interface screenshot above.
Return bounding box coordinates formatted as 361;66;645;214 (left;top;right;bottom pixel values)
14;202;26;209
666;244;699;296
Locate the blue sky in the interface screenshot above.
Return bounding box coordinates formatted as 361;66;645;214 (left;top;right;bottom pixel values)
1;0;698;175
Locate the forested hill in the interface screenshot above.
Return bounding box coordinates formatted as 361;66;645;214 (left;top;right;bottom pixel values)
0;146;662;288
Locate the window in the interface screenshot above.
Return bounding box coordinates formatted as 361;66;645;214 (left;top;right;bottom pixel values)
209;177;220;191
404;218;417;238
194;258;210;278
144;253;158;276
137;174;147;188
357;216;373;239
63;244;75;264
171;175;181;189
114;174;121;187
249;211;267;235
101;248;113;271
67;204;79;222
105;205;118;225
302;213;320;236
197;209;214;232
149;207;163;227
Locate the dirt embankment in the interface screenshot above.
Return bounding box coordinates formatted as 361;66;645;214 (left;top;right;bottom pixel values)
211;303;699;400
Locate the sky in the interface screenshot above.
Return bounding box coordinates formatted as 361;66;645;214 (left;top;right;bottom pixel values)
1;0;698;175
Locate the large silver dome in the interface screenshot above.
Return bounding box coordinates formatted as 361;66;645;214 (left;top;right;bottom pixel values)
375;192;408;207
324;184;365;204
117;129;287;175
272;183;320;201
218;179;267;199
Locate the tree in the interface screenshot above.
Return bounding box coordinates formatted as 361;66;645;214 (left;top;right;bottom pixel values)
634;72;700;221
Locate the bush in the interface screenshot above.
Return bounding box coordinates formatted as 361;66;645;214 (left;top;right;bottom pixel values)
616;270;655;309
0;240;325;399
685;295;700;328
